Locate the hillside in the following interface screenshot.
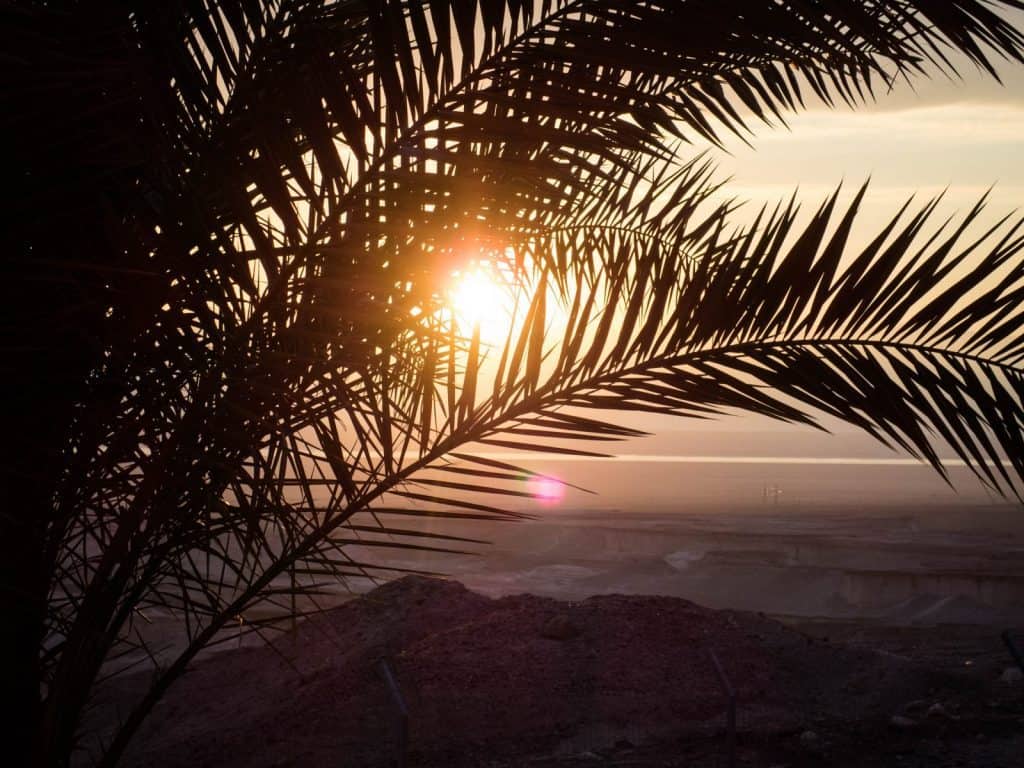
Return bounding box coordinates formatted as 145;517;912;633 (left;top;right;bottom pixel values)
88;577;1023;767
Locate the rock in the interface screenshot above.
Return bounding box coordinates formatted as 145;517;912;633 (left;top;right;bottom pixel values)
926;702;957;720
904;699;928;715
1000;667;1023;684
540;614;580;640
889;715;918;730
799;730;819;747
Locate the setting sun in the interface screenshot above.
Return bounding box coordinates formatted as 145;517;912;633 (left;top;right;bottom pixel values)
447;261;514;341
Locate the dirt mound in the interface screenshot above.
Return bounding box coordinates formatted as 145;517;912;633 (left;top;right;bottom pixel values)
118;577;948;768
883;593;1013;625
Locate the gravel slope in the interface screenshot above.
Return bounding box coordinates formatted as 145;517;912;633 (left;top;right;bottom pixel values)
91;576;1016;767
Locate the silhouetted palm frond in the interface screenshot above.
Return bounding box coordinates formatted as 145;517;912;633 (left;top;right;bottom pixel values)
7;2;1024;766
443;185;1024;495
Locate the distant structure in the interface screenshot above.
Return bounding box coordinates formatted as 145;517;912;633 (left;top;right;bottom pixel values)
762;482;782;505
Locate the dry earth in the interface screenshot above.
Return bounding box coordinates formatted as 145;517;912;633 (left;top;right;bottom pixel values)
87;576;1024;768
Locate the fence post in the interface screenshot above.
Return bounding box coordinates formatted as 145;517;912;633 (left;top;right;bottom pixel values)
375;657;408;768
708;649;736;768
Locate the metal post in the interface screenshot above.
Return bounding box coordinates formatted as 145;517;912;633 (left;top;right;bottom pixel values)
708;649;736;768
1003;630;1024;673
375;658;408;768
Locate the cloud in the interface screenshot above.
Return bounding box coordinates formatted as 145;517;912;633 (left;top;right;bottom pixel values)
718;183;1024;206
707;182;1023;251
711;99;1024;201
756;102;1024;145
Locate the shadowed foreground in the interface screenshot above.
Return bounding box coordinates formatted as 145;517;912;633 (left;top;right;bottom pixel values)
88;577;1023;768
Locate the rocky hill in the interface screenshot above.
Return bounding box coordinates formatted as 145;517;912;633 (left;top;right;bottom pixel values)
91;576;1022;767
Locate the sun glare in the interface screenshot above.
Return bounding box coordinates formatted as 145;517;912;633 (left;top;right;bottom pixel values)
448;261;514;341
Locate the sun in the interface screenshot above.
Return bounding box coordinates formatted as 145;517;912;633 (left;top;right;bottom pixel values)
447;261;514;341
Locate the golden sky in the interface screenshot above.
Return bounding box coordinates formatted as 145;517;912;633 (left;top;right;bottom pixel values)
578;42;1024;470
713;41;1024;241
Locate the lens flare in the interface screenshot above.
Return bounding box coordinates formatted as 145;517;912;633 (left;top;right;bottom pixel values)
527;475;565;505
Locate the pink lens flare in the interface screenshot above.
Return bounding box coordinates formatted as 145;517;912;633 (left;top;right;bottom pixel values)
527;475;564;504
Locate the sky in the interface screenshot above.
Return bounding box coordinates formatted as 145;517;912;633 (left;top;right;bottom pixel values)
712;42;1024;240
547;37;1024;494
441;22;1024;509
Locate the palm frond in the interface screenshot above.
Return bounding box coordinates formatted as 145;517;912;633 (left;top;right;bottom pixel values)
10;2;1024;766
438;184;1024;499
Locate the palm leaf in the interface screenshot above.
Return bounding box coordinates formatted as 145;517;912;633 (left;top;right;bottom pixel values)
440;184;1024;501
10;2;1024;766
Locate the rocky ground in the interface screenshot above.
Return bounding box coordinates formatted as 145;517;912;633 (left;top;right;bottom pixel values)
90;576;1023;768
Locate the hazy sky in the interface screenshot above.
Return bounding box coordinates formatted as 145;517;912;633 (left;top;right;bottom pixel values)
713;44;1024;239
468;30;1024;507
609;42;1024;452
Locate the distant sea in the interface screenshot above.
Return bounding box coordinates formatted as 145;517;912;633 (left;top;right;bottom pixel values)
479;453;984;465
460;452;1014;512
